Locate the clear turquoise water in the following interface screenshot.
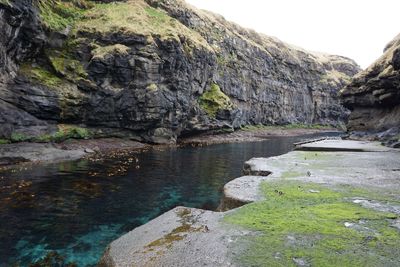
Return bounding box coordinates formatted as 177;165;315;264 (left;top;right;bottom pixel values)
0;133;338;266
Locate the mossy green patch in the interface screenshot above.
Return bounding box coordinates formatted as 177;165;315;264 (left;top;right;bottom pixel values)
199;83;233;118
20;64;64;88
48;51;88;81
6;125;91;144
51;125;91;142
0;139;10;145
38;0;90;31
10;133;30;143
225;181;400;267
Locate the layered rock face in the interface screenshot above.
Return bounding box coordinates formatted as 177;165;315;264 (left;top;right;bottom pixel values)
0;0;360;143
341;34;400;137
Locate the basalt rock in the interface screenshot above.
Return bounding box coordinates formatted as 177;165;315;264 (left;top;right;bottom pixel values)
0;0;360;143
340;33;400;144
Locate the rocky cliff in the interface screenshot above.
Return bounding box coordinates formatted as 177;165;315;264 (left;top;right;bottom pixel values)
0;0;360;144
340;34;400;145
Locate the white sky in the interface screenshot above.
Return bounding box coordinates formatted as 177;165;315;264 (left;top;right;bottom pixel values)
186;0;400;69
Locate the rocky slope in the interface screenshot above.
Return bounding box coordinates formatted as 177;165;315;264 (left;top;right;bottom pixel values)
340;34;400;145
0;0;360;144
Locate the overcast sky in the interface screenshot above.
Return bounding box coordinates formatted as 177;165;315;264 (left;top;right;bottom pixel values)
186;0;399;69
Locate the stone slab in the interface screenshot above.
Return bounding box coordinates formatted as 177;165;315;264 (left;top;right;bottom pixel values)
295;139;392;152
99;206;247;267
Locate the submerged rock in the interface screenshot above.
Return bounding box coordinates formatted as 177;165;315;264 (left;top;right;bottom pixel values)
0;0;360;144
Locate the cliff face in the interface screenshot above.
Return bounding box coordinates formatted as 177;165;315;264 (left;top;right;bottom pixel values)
341;34;400;137
0;0;360;143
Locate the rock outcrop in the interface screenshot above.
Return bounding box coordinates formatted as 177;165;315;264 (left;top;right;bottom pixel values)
0;0;360;143
341;34;400;145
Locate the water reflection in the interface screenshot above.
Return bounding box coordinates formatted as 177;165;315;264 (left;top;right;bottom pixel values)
0;133;338;266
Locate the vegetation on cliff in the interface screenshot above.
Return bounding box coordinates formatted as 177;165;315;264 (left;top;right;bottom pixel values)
199;83;233;118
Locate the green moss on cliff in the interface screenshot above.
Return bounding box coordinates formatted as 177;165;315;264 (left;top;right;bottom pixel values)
51;124;91;142
199;83;233;117
19;64;64;88
48;53;88;80
3;125;91;144
38;0;90;31
225;181;400;267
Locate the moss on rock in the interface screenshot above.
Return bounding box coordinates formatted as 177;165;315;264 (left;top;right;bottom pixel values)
19;63;64;88
225;181;400;267
199;83;233;118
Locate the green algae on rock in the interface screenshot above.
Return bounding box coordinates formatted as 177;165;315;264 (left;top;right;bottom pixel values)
224;181;400;267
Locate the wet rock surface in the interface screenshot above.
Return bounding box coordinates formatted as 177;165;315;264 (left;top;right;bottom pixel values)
0;0;360;144
0;138;147;166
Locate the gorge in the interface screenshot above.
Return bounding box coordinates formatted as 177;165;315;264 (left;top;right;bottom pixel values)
0;0;400;266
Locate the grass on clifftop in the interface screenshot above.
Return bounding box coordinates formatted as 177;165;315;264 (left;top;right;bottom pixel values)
225;181;400;267
75;0;210;49
199;83;233;118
